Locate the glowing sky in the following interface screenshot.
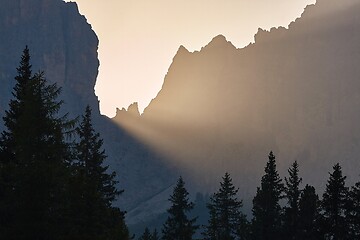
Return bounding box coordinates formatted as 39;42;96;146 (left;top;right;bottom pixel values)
64;0;316;117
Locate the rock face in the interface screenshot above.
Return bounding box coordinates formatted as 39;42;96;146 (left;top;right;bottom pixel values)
0;0;177;224
0;0;100;118
114;0;360;212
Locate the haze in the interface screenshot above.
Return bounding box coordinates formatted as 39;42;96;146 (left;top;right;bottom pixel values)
64;0;316;117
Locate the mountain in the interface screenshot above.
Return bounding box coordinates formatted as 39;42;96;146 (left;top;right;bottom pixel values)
114;0;360;215
2;0;360;235
0;0;177;221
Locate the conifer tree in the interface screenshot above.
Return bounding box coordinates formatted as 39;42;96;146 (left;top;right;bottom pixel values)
283;161;302;240
139;227;152;240
70;105;129;239
0;46;32;157
139;228;160;240
0;47;33;221
203;172;248;240
152;229;160;240
298;185;322;240
108;207;131;240
0;47;74;239
251;151;284;240
203;205;219;240
321;163;349;240
162;176;198;240
346;180;360;239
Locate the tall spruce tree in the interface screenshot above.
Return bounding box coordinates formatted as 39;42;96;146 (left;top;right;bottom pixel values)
298;185;322;240
203;172;248;240
251;151;284;240
346;180;360;239
0;47;33;220
321;163;349;240
162;176;198;240
0;46;32;239
0;47;74;239
283;161;302;240
70;105;129;239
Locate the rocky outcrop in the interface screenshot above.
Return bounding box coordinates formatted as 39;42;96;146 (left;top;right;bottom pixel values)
115;102;141;119
0;0;100;118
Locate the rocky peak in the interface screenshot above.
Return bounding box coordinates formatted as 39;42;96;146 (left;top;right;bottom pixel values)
115;102;140;119
177;45;190;55
127;102;141;117
201;34;236;52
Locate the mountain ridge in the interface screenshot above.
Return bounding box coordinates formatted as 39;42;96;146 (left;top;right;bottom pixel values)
114;0;360;204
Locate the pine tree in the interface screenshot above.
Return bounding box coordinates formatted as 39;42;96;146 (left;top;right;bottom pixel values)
0;47;33;231
283;161;302;240
251;151;284;240
203;172;248;240
346;180;360;239
321;163;349;240
203;205;219;240
162;176;198;240
152;229;160;240
108;207;131;240
0;47;75;239
70;105;129;239
298;185;322;240
0;46;32;157
139;227;152;240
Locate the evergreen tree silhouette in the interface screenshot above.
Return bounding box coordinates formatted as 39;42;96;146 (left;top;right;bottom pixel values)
283;161;302;239
321;163;349;240
0;47;75;239
70;105;129;239
203;172;248;240
203;204;219;240
346;179;360;239
298;185;322;240
152;229;160;240
139;227;152;240
251;151;284;240
0;46;32;239
162;176;198;240
139;228;160;240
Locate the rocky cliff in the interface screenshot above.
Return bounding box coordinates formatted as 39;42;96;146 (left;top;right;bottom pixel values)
0;0;99;117
0;0;177;221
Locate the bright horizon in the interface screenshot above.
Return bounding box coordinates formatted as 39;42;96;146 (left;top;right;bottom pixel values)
64;0;316;117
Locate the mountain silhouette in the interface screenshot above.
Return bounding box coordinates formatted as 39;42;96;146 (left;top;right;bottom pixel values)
114;0;360;220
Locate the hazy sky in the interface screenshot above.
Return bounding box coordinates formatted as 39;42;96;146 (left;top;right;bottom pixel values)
64;0;316;117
